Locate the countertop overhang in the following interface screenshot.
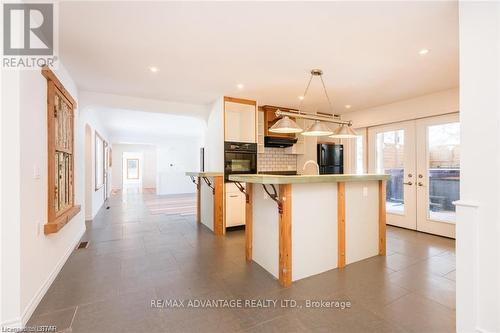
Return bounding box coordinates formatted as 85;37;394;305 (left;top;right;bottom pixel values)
228;173;390;184
186;171;224;177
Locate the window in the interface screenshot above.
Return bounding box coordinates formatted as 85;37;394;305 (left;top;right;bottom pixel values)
43;67;80;234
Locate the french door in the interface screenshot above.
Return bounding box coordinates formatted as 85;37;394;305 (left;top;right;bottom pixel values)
368;114;459;238
368;121;417;230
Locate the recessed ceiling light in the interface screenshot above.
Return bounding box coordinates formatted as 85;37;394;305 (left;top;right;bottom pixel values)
149;66;159;73
237;83;244;90
298;96;305;101
419;49;429;55
345;105;352;109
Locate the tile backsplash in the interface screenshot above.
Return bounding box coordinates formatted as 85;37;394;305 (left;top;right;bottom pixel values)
258;147;297;171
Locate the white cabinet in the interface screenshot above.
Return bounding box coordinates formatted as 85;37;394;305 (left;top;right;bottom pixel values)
224;100;256;143
225;182;246;227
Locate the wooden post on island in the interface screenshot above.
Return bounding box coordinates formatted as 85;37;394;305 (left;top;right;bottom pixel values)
279;184;292;287
337;182;346;268
196;177;201;224
378;180;387;255
245;183;253;261
213;176;224;236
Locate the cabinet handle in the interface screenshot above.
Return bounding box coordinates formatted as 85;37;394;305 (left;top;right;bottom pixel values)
229;195;238;198
403;181;413;186
418;182;424;187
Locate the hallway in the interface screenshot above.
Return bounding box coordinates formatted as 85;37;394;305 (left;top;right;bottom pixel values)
28;191;456;332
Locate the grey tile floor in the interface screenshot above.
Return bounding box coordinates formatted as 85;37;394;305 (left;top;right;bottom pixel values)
29;191;456;332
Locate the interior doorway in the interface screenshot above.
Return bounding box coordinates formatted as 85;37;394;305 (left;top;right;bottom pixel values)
368;113;460;238
122;152;143;193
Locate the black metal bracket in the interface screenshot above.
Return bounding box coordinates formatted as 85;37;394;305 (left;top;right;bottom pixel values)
189;176;199;186
234;181;249;203
202;176;215;195
262;184;283;214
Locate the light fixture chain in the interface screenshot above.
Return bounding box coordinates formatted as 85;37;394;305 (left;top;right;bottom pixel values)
319;74;335;114
298;73;314;114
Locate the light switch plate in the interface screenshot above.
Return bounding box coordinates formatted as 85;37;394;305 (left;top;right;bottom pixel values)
362;187;368;197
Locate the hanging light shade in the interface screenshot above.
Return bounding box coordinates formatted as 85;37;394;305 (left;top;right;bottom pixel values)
301;120;333;136
269;116;303;134
329;124;358;138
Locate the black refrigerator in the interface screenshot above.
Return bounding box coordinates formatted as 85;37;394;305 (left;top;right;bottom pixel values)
317;143;344;174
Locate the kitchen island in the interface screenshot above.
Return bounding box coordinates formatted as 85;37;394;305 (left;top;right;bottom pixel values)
228;173;390;286
186;172;224;235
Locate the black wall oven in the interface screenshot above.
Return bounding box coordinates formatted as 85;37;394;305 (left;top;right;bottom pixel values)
224;141;257;181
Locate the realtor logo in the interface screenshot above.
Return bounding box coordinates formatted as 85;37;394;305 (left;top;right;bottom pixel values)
2;3;57;68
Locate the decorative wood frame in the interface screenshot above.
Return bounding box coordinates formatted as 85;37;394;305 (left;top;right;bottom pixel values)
94;131;105;190
42;66;80;234
126;158;140;180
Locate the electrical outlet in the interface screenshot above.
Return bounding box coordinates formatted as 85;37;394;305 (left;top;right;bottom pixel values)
33;165;40;179
362;187;368;197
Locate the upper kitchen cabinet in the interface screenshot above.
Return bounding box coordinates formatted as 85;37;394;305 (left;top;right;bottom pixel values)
224;97;257;143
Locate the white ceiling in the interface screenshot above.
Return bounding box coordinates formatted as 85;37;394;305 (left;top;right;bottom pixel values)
60;1;458;114
90;107;206;143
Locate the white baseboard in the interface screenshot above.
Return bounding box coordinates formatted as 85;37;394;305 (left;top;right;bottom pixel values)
1;317;22;329
20;225;86;326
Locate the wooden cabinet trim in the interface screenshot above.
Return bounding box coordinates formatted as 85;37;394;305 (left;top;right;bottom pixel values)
224;96;256;105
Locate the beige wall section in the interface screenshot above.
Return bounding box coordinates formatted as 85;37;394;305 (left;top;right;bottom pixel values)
457;2;500;332
200;181;214;231
345;181;379;264
205;97;224;172
343;88;459;128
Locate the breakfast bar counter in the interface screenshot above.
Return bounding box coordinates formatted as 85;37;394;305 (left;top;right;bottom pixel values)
228;173;390;286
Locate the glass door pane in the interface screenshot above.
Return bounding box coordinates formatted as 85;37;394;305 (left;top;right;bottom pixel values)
427;122;460;223
376;130;405;215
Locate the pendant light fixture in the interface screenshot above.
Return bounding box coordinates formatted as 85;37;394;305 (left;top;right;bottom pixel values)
301;120;333;136
269;113;303;134
269;69;358;138
329;123;358;139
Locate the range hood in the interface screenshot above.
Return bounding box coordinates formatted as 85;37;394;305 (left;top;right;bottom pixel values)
264;136;297;148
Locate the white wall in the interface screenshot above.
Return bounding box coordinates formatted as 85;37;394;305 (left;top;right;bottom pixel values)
1;69;22;327
156;137;202;195
112;144;157;190
205;97;224;172
343;88;459;129
79;108;111;220
1;63;86;327
457;3;500;333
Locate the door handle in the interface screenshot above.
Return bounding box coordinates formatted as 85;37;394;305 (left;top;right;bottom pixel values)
403;181;413;186
418;182;424;187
